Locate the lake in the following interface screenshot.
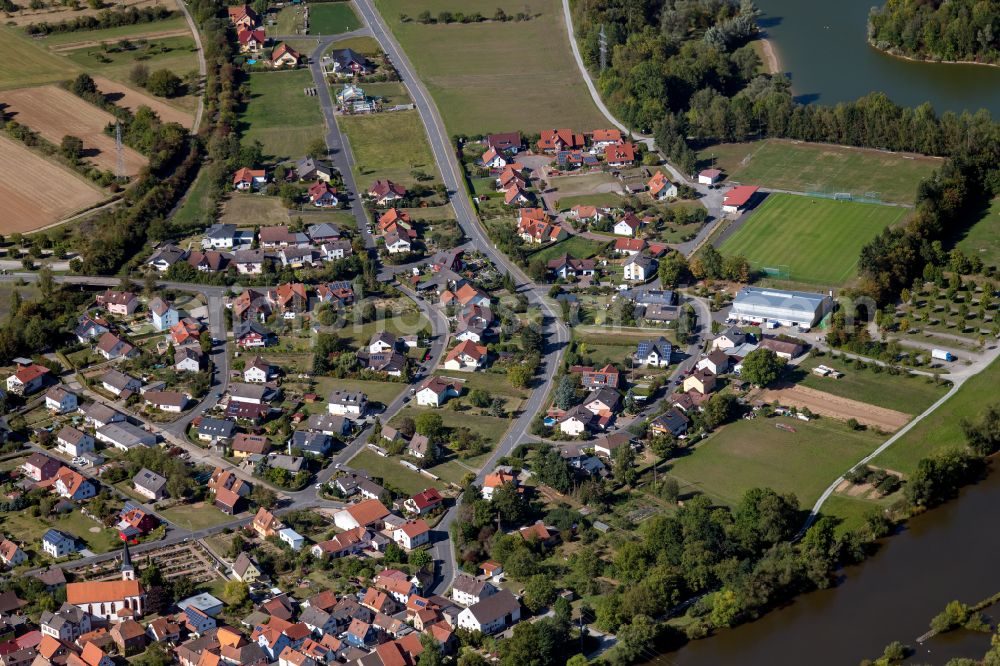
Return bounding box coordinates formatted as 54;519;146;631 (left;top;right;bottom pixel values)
758;0;1000;117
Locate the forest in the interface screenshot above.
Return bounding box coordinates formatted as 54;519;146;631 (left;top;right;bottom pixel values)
868;0;1000;64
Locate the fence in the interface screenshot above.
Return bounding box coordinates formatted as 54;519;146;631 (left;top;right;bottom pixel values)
804;190;884;205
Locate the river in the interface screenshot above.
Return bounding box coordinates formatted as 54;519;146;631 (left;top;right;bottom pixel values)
661;464;1000;665
757;0;1000;117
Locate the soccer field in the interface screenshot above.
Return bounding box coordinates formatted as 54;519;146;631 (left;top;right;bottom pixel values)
720;193;909;286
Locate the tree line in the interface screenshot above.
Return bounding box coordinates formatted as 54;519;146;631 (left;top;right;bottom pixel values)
24;5;175;35
868;0;1000;65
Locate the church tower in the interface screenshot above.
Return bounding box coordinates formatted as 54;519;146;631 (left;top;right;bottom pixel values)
120;538;136;581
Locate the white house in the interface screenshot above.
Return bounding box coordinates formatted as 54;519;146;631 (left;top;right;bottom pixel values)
455;590;521;635
96;422;156;451
0;539;27;568
384;232;412;255
696;350;730;375
56;426;95;457
45;386;78;414
327;391;367;418
42;530;76;559
368;332;396;354
558;406;594;437
415;377;459;407
148;298;178;332
279;528;305;551
613;214;641;237
442;341;487;372
623;253;656;282
451;574;497;608
174;347;202;373
243;356;274;383
635;337;672;367
101;370;141;397
392;520;430;550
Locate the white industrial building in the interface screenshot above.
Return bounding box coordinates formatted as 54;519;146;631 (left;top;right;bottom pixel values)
731;287;833;328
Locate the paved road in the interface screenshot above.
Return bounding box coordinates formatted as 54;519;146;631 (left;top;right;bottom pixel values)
353;0;572;594
305;28;378;251
175;0;207;131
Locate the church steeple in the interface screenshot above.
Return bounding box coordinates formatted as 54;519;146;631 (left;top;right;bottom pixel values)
120;538;135;581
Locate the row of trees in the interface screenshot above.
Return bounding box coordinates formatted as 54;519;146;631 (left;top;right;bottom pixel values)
868;0;1000;64
25;5;174;34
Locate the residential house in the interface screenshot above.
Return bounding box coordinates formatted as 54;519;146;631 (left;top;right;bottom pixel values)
233;433;270;458
481;470;516;501
251;507;283;539
518;521;560;546
316;280;354;306
243;356;275;383
392;520;430;550
712;326;749;351
208;468;252;515
97;290;139;317
174;346;203;373
367;180;407;206
116;503;158;541
96;422;155;451
480;147;508;170
54;468;96;501
235;321;276;348
590;128;623;149
197;417;237;445
310;526;369;559
623;252;656;282
333;499;390;531
0;539;26;568
571;364;620;390
288;431;332;456
234;249;267;275
613;213;642;236
404;488;443;515
237;27;266;52
443;340;487;371
650;408;690;438
56;426;95;458
145;244;187;273
279;528;305;551
41;530;76;559
515;209;565;244
326;390;367;418
415;377;459;407
81;403;125;429
202;223;242;249
41;603;92;642
696;350;730;375
23;452;61;482
308;182;338;208
614;238;646;256
233;553;263;584
455;590;520;635
559;406;596;437
110;619;147;656
45;386;78;414
383;231;412;255
635;337;672;367
296;158;333;182
227;4;259;28
74;315;110;343
537;129;585;152
604;142;636;167
305;413;350;437
6;363;50;396
647;171;677;200
271;42;300;67
547;254;596;280
143;390;188;413
100;370;140;397
593;432;633;458
328;48;373;76
486;131;522;154
233;168;267;191
95;332;137;361
407;434;432;460
683;369;717;395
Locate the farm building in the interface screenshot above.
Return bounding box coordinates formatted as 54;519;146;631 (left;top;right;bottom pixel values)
731;287;834;328
722;185;759;214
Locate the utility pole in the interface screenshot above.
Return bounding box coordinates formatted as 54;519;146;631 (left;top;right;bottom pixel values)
115;121;125;181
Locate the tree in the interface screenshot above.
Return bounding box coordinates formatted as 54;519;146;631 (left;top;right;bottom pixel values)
612;443;637;486
702;392;737;429
129;63;150;88
251;485;277;509
491;481;528;524
146;69;183;97
523;573;557;613
658;251;689;287
469;389;490;408
70;73;97;97
60;135;83;161
223;580;249;607
614;615;657;664
415;412;445;440
553;374;578;410
740;348;783;387
308;138;328;160
37;267;55;299
409;549;432;569
417;635;444;666
199;331;213;353
521;325;543;355
508;363;533;388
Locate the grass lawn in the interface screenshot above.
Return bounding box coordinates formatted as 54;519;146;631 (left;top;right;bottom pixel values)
547;172;619;194
339;110;440;188
313;376;407;406
348;450;444;494
171;167;217;229
362;82;412;106
374;0;605;135
432;369;528;400
160;502;237;531
555;192;623;210
62;36;199;89
390;405;513;446
697;139;941;204
326;36;381;56
274;5;307;36
1;510;119;556
0;284;39;318
38;17;191;46
794;356;949;415
403;203;454;221
720;193;908;286
956;197;1000;269
873;357;999;475
667;416;884;507
241;70;325;161
0;25;76;89
818;494;893;536
221;194;291;226
528;235;608;263
309;3;362;35
338;313;430;349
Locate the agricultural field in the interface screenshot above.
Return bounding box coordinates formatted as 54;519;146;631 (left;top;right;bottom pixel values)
39;16;191;46
338;110;441;189
697;139;941;204
373;0;605;135
1;0;165;26
719;193;908;286
793;355;949;415
0;135;106;232
957;197;1000;269
309;2;362;35
241;70;325;161
91;76;194;128
667;415;885;507
0;25;76;89
220;195;292;226
0;85;147;174
873;357;998;475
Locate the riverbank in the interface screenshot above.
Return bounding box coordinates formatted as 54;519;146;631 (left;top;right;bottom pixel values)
867;40;1000;70
754;35;782;74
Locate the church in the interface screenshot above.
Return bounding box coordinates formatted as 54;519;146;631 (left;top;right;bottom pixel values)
66;540;146;622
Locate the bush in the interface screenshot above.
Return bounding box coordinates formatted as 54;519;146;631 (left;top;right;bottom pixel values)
145;69;182;97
